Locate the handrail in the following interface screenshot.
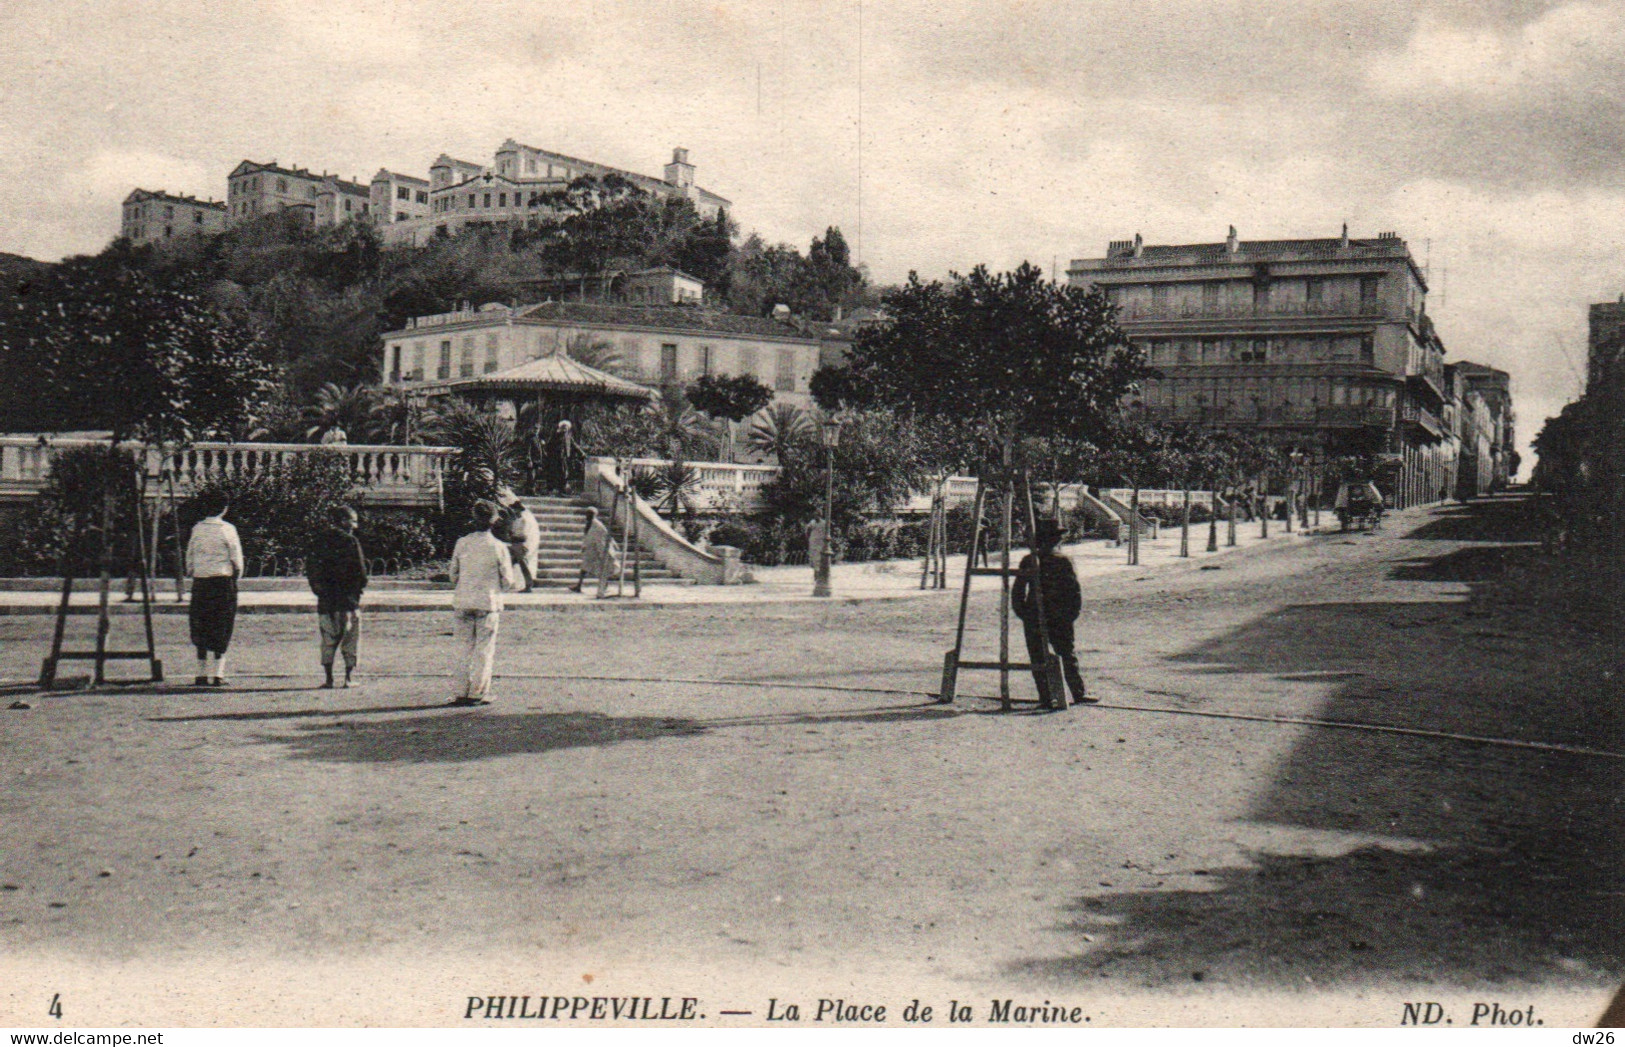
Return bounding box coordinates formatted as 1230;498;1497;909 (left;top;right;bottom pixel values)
583;458;742;585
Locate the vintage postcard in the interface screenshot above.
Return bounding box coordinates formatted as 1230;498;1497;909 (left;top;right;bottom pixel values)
0;0;1620;1031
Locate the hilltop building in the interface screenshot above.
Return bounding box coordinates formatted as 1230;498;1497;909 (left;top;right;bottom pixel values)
226;161;371;227
120;189;226;245
370;170;431;227
380;142;729;246
1068;227;1464;508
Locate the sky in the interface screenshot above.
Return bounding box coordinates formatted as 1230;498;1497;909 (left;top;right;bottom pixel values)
4;0;1624;468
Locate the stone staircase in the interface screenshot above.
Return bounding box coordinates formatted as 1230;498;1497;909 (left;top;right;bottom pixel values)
519;496;682;588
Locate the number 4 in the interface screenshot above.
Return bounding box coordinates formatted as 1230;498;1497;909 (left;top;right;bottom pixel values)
48;993;62;1019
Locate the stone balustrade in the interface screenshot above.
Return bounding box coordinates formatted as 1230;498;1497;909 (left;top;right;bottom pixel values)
0;436;456;507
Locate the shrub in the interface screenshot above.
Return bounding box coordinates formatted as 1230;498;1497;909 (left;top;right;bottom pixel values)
356;511;438;569
183;450;357;573
706;519;758;550
0;446;145;577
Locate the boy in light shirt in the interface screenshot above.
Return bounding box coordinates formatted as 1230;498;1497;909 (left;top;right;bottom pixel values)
447;500;516;706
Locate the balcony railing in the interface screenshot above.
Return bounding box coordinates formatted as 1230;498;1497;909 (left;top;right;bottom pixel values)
1115;297;1399;323
1;437;456;506
1135;404;1395;428
1399;402;1445;438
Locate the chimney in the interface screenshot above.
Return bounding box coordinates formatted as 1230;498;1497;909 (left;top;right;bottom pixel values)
1226;226;1238;255
1340;223;1350;249
1132;232;1143;258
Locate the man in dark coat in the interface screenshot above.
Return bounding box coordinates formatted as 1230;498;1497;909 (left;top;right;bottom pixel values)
1011;518;1092;708
306;505;369;688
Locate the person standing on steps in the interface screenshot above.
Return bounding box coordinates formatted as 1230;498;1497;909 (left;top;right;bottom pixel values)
185;491;243;687
305;504;368;689
547;419;579;495
570;506;619;598
496;486;539;593
447;500;516;706
1011;518;1092;708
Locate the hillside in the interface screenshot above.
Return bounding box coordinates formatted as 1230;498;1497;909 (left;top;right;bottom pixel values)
0;251;51;289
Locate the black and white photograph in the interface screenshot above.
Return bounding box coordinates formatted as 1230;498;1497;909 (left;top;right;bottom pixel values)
0;0;1621;1030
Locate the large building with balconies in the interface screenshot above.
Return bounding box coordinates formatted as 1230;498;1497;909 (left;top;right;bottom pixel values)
1452;361;1515;492
1068;227;1457;507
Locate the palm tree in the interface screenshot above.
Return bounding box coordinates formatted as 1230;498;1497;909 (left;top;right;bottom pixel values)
631;460;702;520
746;403;813;463
652;386;721;460
301;382;379;443
564;333;634;378
429;398;520;498
367;386;434;446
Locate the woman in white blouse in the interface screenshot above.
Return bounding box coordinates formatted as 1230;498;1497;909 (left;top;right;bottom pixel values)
185;491;244;687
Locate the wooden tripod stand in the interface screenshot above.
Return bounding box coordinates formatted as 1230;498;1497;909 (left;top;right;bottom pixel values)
938;466;1066;711
39;463;163;689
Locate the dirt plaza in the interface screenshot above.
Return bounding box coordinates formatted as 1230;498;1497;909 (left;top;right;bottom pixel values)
0;495;1619;1026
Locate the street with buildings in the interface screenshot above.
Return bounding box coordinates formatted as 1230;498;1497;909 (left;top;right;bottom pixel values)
0;495;1617;1025
3;34;1617;1032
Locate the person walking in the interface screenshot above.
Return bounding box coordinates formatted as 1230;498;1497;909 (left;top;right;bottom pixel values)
570;506;619;598
496;486;540;593
447;500;516;706
305;504;368;689
1011;518;1092;708
185;491;243;687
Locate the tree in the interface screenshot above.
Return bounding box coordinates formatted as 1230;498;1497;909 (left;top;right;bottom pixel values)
838;263;1148;459
564;333;634;377
0;254;280;444
426;398;520;500
301;382;379;443
726;228;866;320
686;373;774;462
673;209;734;296
686;373;775;424
745;403;815;462
755;409;930;535
540;174;663;278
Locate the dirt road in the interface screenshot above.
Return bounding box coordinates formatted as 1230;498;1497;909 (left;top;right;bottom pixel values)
0;494;1619;1026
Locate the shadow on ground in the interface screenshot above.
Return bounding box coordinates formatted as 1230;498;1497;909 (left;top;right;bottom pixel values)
1014;494;1625;991
260;701;964;764
263;710;707;764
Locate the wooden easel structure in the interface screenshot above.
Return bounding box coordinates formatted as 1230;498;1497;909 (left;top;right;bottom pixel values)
919;480;949;590
938;463;1066;712
40;457;163;689
605;479;642;599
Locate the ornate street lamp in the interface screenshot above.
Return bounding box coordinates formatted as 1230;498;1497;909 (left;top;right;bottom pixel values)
812;416;843;598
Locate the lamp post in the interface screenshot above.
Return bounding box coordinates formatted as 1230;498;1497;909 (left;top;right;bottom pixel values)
1286;450;1302;533
812;416;842;598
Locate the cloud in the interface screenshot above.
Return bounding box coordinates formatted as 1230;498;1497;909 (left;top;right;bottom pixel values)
268;0;428;66
61;149;215;209
1366;2;1625;101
